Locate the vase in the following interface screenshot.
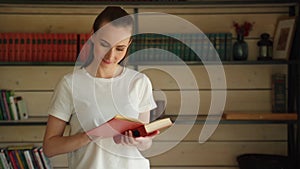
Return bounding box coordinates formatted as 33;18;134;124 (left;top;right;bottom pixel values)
233;33;248;61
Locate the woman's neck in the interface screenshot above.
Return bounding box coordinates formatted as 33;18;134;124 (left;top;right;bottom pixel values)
96;65;122;78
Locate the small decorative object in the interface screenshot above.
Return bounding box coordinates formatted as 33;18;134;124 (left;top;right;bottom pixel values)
257;33;273;61
232;21;254;61
273;17;296;60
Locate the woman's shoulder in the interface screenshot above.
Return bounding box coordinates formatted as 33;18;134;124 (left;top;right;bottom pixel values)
124;67;148;79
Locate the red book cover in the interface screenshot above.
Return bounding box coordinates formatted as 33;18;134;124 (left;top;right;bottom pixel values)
19;33;26;62
8;33;15;62
3;33;9;61
31;33;38;62
46;33;52;62
63;33;68;62
52;33;58;62
71;33;77;62
86;115;172;141
0;33;3;61
14;33;21;62
25;33;32;62
42;33;48;62
57;33;63;62
78;33;89;62
37;33;43;62
8;150;19;169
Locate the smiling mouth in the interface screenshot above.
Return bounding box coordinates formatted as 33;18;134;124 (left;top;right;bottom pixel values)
102;59;113;64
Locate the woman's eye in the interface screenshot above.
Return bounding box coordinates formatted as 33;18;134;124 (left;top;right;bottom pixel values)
100;41;110;48
116;48;125;51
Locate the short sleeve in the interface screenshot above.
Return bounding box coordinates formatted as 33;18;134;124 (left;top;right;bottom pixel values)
137;75;157;113
47;77;74;122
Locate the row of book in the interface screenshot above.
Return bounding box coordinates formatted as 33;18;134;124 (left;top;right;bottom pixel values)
0;145;52;169
0;90;28;121
128;32;233;62
0;33;87;62
0;32;232;63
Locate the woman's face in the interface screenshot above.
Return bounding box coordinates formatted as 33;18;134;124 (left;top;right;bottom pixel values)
92;23;132;68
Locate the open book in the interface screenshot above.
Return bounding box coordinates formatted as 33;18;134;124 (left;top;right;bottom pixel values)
86;114;172;139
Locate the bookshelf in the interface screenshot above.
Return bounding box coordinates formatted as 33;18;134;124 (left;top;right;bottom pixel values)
0;1;299;169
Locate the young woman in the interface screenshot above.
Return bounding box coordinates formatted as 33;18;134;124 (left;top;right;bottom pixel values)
43;6;158;169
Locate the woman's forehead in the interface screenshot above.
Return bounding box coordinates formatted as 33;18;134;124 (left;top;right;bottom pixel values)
94;23;132;46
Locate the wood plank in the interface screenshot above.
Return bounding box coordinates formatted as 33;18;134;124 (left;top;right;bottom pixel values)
223;112;297;121
157;90;274;115
15;91;53;117
140;64;287;89
155;124;287;142
12;90;275;117
0;124;286;142
147;142;287;166
0;64;287;90
0;126;70;142
0;66;73;90
138;13;286;37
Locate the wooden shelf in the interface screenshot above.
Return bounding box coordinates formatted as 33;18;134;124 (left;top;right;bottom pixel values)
0;60;292;66
223;112;298;121
0;117;48;126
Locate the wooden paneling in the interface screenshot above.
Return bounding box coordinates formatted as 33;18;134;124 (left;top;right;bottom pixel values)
148;142;287;166
11;89;275;117
0;124;286;142
0;66;73;90
140;65;287;89
155;90;274;115
0;126;70;142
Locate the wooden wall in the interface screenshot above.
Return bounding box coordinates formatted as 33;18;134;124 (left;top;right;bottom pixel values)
0;3;293;169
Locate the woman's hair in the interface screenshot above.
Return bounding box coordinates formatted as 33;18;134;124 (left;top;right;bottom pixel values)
81;6;134;67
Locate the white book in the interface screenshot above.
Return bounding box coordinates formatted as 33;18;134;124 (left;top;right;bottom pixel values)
9;96;19;120
24;150;35;169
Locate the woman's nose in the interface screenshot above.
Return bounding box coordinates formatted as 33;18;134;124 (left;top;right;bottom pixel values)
106;49;115;60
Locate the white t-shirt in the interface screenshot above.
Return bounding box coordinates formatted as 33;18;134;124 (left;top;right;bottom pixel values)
48;67;157;169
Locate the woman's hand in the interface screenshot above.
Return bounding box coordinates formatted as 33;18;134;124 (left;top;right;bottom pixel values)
117;130;159;151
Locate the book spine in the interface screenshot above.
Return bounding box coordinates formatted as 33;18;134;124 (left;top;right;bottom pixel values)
272;74;287;113
37;33;43;62
225;32;233;61
14;33;20;62
0;149;10;169
8;150;18;169
0;90;7;120
33;148;44;169
8;33;15;62
23;150;35;169
25;33;32;62
2;90;11;120
3;33;9;62
9;96;19;120
38;148;52;169
16;150;26;169
19;33;26;62
0;33;3;62
41;33;48;62
16;96;28;120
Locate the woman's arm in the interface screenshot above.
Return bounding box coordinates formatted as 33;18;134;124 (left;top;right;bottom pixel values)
43;115;91;157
